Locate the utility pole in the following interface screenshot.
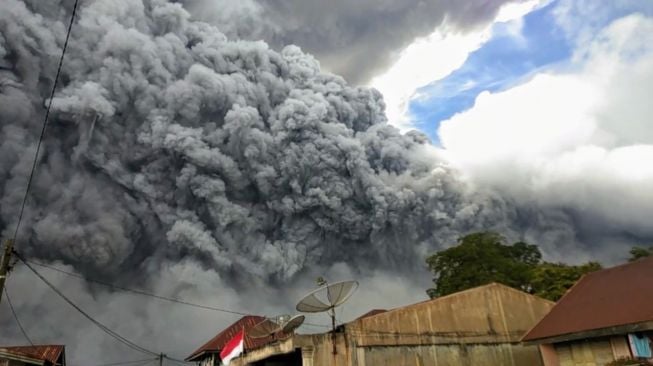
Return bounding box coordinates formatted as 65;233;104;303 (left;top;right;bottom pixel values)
159;353;165;366
0;239;15;304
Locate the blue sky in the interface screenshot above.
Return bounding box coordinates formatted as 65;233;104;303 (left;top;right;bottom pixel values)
406;0;653;144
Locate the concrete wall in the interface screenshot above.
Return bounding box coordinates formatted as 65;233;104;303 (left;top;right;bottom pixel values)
552;336;631;366
238;334;543;366
357;343;543;366
350;283;555;347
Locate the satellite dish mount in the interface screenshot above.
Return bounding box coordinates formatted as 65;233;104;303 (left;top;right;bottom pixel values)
249;314;306;339
296;279;359;356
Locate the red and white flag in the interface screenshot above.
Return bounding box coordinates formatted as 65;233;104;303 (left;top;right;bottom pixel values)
220;329;245;365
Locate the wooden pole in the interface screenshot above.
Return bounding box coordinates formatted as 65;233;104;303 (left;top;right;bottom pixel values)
331;309;337;355
0;239;14;304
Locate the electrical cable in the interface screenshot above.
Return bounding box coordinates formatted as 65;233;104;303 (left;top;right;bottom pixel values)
23;258;330;329
14;252;159;357
163;355;192;365
11;0;79;244
24;259;251;316
88;358;159;366
3;286;34;345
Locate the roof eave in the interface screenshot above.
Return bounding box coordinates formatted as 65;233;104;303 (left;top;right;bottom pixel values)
0;351;46;365
185;350;220;362
522;320;653;345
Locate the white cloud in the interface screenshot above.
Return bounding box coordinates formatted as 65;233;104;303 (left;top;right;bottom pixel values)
370;0;544;131
438;14;653;237
370;28;490;130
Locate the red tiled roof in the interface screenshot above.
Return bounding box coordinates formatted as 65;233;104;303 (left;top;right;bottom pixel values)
186;316;284;361
523;256;653;342
0;345;65;365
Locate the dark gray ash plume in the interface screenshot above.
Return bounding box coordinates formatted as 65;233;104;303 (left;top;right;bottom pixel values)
0;0;524;282
179;0;524;84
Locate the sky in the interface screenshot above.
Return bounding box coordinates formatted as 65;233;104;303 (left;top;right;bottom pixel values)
1;0;653;364
373;0;653;142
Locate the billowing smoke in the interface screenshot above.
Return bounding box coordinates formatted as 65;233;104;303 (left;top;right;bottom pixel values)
179;0;523;84
0;0;520;282
0;0;634;364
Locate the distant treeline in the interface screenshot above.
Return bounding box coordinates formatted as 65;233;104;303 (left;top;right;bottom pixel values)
425;231;652;301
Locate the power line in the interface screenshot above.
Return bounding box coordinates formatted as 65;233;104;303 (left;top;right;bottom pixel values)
12;0;79;243
163;355;191;365
13;252;159;357
25;259;251;316
23;258;330;329
87;357;160;366
3;286;34;345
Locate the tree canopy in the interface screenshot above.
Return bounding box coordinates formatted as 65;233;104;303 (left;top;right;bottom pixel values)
628;246;653;261
425;232;602;301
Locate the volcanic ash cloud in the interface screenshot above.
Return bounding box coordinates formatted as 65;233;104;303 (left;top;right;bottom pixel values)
0;0;579;284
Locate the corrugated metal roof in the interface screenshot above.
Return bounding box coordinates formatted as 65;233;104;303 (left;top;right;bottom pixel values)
0;345;64;365
522;256;653;342
185;315;285;361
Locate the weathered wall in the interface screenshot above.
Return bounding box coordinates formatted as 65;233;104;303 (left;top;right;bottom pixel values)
297;328;544;366
349;283;555;347
356;343;543;366
540;344;560;366
553;336;632;366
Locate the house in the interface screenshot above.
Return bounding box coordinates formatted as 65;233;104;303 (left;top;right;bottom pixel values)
522;256;653;365
0;345;66;366
230;282;555;366
185;315;286;366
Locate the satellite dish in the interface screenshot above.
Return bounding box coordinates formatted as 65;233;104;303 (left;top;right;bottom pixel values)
296;279;359;355
296;280;359;313
249;318;281;339
249;314;306;339
281;315;305;334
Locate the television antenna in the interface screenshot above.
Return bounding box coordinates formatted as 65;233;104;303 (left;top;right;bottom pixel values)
296;279;359;355
249;314;306;339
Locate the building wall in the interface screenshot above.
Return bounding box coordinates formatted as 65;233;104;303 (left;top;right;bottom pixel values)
540;344;559;366
552;336;631;366
291;332;543;366
351;283;555;347
356;343;543;366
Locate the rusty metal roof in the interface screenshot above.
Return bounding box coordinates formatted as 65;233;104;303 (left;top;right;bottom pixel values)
185;315;285;361
523;256;653;342
0;345;65;365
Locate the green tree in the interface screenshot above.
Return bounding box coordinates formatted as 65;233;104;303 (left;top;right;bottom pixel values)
425;232;541;298
628;246;653;261
425;231;603;301
530;262;602;301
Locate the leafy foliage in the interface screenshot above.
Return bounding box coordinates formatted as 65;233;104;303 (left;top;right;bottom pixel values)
530;262;602;301
628;246;653;262
425;232;603;301
425;232;539;297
